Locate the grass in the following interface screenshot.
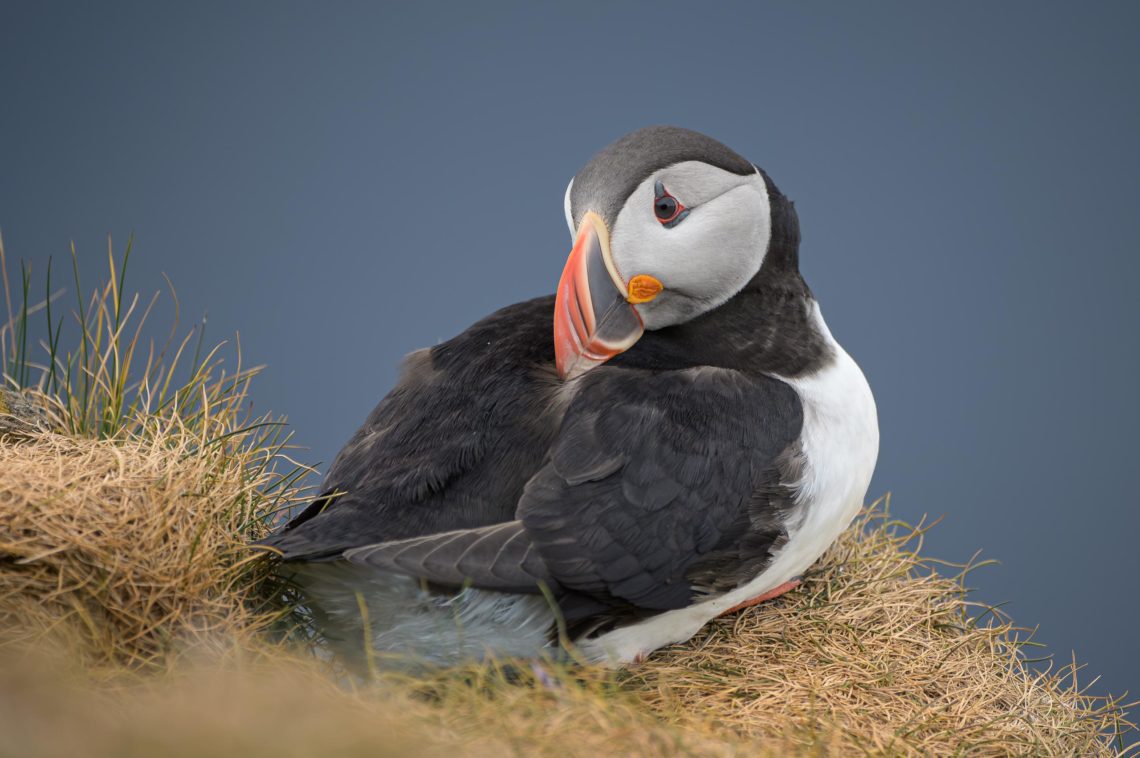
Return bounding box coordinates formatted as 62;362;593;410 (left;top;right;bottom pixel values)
0;234;310;670
0;236;1135;756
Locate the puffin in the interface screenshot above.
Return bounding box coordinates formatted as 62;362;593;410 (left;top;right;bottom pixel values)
260;126;879;669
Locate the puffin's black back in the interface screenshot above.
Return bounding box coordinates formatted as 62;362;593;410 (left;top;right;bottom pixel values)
264;296;563;559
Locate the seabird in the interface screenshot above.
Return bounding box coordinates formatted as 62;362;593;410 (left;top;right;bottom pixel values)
261;126;879;668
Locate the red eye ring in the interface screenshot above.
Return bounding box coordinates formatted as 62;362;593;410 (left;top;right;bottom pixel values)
653;181;688;227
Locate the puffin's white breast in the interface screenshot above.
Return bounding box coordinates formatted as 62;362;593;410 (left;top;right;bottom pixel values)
761;301;880;589
578;301;879;664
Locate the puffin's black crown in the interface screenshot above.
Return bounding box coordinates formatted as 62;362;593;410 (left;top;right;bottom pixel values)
569;126;756;230
569;125;800;278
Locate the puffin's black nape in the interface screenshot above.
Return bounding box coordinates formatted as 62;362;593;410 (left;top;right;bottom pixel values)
755;166;802;276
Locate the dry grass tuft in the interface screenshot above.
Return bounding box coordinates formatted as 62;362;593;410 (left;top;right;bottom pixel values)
0;426;291;670
628;507;1137;755
0;237;307;670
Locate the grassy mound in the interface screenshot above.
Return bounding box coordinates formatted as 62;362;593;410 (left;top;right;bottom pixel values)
629;510;1135;754
0;240;1134;755
0;238;303;670
0;427;285;669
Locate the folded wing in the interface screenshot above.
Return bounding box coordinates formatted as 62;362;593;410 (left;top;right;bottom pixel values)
342;366;803;613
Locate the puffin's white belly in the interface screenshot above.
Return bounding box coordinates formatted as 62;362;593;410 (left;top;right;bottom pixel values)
577;304;879;664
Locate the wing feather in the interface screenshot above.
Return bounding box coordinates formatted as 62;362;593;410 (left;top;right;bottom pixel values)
345;520;554;593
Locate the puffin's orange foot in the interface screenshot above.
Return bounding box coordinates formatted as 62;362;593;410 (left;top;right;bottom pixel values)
719;578;802;617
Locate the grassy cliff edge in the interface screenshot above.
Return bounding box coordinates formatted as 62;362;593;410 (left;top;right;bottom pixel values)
0;241;1133;756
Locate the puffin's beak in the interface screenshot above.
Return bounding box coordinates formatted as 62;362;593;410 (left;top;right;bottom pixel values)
554;211;647;380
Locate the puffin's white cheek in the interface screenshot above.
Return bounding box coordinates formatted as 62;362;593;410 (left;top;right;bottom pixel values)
668;203;759;295
651;196;767;311
610;178;771;331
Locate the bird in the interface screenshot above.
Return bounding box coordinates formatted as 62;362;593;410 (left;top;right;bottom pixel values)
259;126;879;670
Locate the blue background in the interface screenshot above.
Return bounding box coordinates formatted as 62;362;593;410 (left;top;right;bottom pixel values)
2;2;1137;697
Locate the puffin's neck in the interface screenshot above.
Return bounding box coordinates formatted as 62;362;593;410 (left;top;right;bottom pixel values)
613;270;833;377
611;177;831;377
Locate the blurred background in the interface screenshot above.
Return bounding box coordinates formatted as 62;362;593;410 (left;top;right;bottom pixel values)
2;2;1137;697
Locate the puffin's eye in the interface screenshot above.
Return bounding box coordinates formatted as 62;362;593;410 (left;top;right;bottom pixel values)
653;181;689;228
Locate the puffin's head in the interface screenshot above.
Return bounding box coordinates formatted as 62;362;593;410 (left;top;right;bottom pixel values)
555;125;799;380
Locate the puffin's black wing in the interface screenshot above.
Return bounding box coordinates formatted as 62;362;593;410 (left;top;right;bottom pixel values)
518;367;803;610
260;296;563;560
346;366;802;612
